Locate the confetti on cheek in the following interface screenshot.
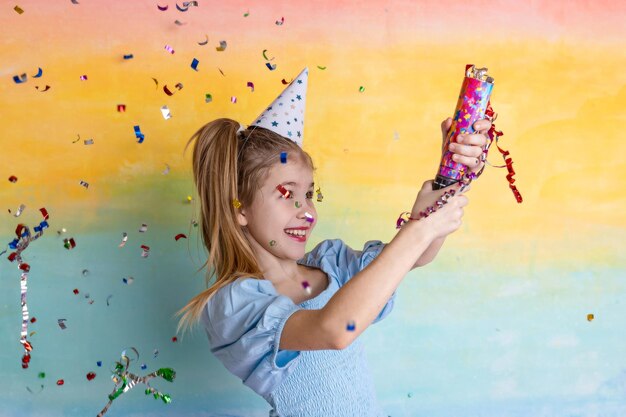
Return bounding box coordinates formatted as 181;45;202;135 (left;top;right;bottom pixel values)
346;321;356;331
275;16;284;25
174;233;187;241
164;45;175;54
117;104;126;112
587;314;594;322
71;0;80;4
216;40;227;51
280;152;287;163
232;198;241;209
205;93;212;103
157;4;168;11
247;81;254;92
63;238;76;250
266;62;277;71
161;105;172;119
190;58;199;71
269;240;276;247
176;2;188;11
123;54;134;60
197;35;208;45
79;180;89;189
295;201;301;208
14;5;25;14
9;175;18;183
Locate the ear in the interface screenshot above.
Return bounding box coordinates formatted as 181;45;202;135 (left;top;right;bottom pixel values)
236;208;248;227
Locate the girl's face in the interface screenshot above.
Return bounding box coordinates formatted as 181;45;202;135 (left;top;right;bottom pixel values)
238;157;317;261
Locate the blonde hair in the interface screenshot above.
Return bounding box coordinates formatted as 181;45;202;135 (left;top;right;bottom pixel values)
177;118;315;332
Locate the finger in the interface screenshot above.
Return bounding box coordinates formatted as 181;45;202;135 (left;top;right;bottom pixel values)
472;119;492;133
421;180;434;191
440;117;453;136
449;142;483;158
451;153;483;169
457;133;489;147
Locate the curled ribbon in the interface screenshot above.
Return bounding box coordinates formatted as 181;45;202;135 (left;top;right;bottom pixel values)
6;207;50;369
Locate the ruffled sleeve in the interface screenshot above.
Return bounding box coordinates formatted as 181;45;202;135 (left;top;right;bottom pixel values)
300;239;397;324
201;278;302;398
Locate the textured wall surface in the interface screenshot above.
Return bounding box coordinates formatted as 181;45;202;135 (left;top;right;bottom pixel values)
1;1;625;416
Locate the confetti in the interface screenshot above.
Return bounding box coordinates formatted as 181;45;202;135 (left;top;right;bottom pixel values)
393;130;400;141
141;364;147;370
304;212;315;223
97;361;102;367
232;198;241;209
35;85;51;92
153;349;159;358
295;201;301;208
106;295;113;306
243;10;249;17
10;203;26;217
262;49;274;61
72;134;81;143
30;317;36;323
162;163;170;175
140;245;150;258
38;372;45;378
269;240;276;246
205;93;212;103
79;75;88;81
231;96;237;104
157;4;168;11
58;319;67;330
359;86;365;92
171;336;178;342
163;82;183;96
119;232;128;248
587;313;594;322
86;372;96;381
123;54;134;60
122;277;134;285
164;44;175;54
73;288;79;295
216;40;227;51
174;233;187;241
346;321;356;331
138;224;148;233
26;385;44;395
117;104;126;112
82;269;89;276
13;73;27;83
276;184;291;199
97;349;175;417
266;62;276;71
197;34;209;45
133;125;145;143
71;0;80;4
84;138;94;145
317;66;327;70
280;152;287;163
218;68;225;76
63;238;76;250
302;281;311;295
275;16;284;25
161;105;171;119
56;379;64;386
176;2;188;11
152;77;159;89
80;180;89;189
174;20;186;25
14;5;24;14
281;78;292;85
33;67;43;78
9;175;18;183
247;81;254;92
190;58;199;71
316;187;323;202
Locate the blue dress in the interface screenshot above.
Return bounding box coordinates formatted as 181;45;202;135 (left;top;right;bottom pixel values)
201;239;396;417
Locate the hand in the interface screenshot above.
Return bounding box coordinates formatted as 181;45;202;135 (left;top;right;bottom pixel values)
441;117;492;174
409;180;469;240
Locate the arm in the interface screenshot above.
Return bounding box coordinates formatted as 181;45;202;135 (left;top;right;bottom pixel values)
412;236;446;269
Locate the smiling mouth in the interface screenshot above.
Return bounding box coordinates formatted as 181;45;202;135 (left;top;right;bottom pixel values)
284;229;307;241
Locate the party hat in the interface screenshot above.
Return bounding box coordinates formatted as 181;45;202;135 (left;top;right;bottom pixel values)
250;67;308;147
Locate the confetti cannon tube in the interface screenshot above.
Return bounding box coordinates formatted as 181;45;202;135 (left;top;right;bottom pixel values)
433;65;494;190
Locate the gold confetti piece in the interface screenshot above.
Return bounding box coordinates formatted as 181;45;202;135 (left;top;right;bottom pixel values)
14;5;24;14
232;198;241;209
587;313;594;322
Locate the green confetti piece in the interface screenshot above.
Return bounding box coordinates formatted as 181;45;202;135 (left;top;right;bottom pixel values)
359;86;365;93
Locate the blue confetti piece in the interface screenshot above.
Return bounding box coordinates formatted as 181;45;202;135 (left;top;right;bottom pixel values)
266;62;276;71
133;125;145;143
33;67;42;78
123;54;134;60
97;361;102;367
191;58;199;71
13;73;27;83
346;321;356;331
280;152;287;163
141;363;147;370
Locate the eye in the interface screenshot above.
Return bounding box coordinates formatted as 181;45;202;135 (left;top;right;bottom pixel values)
305;191;314;199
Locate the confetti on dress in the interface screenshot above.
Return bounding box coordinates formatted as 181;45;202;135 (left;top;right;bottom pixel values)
216;40;227;51
97;349;175;416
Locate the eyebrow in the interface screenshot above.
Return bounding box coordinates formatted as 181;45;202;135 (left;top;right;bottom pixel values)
280;181;315;187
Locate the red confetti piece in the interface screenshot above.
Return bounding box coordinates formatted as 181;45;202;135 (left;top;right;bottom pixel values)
172;336;178;342
275;16;284;25
56;379;64;386
9;175;18;183
281;78;292;85
247;81;254;92
117;104;126;112
276;184;291;199
73;289;79;295
86;372;96;381
174;233;187;241
39;207;49;220
30;317;36;323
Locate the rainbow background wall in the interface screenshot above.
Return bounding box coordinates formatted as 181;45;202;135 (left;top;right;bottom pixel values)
1;1;625;416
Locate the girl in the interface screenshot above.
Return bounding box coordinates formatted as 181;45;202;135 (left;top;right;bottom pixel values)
178;68;490;417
